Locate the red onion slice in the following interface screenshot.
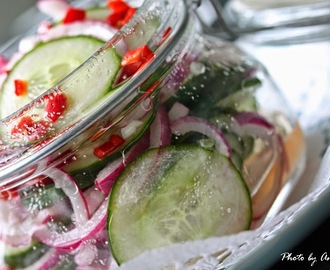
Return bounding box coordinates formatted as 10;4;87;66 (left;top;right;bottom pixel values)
24;248;61;270
160;54;198;102
0;223;46;247
34;199;108;250
231;111;275;140
230;112;285;221
39;20;118;42
168;102;189;121
0;198;47;247
0;180;73;247
149;105;171;148
44;168;89;225
170;116;231;157
95;133;150;195
74;242;98;267
84;186;106;215
94;157;125;196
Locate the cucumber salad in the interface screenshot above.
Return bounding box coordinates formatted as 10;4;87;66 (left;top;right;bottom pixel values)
0;0;305;269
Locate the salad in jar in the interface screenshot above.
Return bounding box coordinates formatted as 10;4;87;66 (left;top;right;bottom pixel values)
0;0;305;269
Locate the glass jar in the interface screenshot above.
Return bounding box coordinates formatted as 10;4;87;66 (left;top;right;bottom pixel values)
0;0;305;268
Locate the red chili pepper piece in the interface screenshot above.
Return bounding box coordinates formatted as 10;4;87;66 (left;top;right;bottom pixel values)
31;175;54;187
45;92;68;122
107;0;131;15
117;45;154;83
136;80;161;104
107;12;124;29
94;134;125;159
0;188;18;201
14;79;28;96
162;27;172;39
106;0;136;29
145;80;161;95
120;7;136;27
63;7;86;24
109;134;125;146
11;116;48;141
94;141;117;159
11;116;34;132
121;45;154;66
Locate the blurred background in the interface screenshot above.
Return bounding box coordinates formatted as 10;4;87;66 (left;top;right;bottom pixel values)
0;0;36;44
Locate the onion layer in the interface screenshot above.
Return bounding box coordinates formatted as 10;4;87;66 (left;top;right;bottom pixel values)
170;115;231;156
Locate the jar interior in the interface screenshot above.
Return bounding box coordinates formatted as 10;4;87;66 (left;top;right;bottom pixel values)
0;0;306;268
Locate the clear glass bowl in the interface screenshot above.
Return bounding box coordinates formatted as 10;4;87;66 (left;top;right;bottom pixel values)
197;0;330;44
0;0;305;268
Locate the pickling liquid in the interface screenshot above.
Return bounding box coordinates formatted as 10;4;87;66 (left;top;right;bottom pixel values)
248;122;305;228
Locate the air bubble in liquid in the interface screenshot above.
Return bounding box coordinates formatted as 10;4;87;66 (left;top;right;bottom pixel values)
141;98;152;111
190;61;206;76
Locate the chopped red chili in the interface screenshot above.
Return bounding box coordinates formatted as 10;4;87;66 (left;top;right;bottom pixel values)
155;27;173;47
107;12;124;29
144;80;161;95
63;7;86;24
107;0;131;15
94;134;125;159
162;27;172;39
109;134;125;146
136;80;161;104
120;7;136;27
44;92;68;122
30;175;54;188
11;116;48;141
121;45;154;66
11;116;34;132
14;79;28;96
117;45;154;83
0;188;18;201
106;0;136;29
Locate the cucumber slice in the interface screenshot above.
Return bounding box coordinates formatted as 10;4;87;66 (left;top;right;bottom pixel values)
168;63;261;119
20;182;66;211
4;241;49;269
0;35;120;119
108;145;252;264
215;87;258;112
52;255;76;270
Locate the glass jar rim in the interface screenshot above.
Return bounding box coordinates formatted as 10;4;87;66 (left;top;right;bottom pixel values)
0;0;191;183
